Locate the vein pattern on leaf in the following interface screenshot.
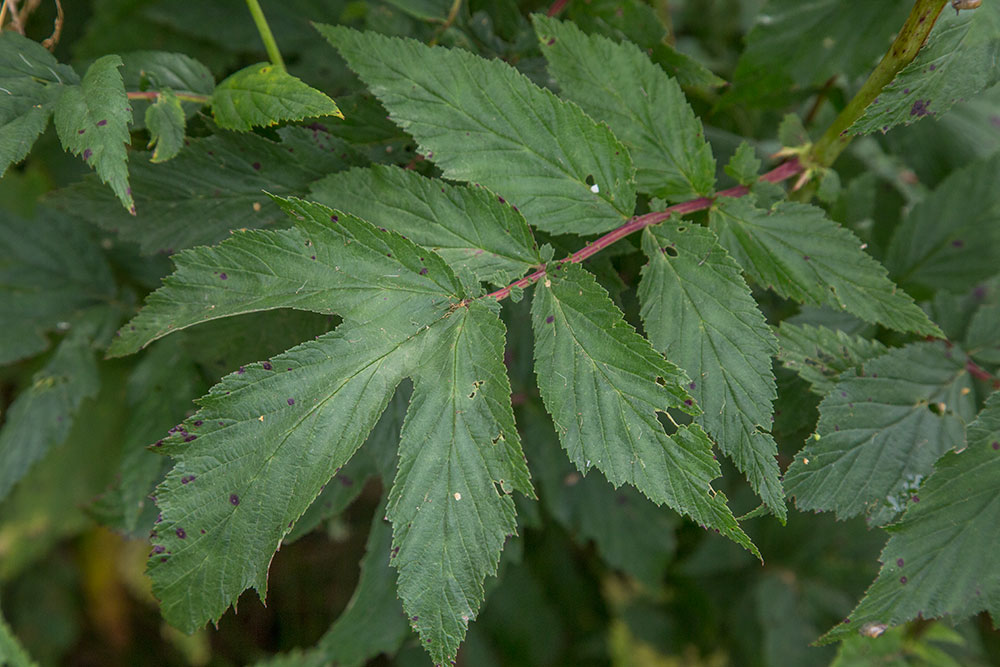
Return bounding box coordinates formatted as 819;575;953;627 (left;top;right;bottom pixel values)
309;165;540;285
532;262;757;555
53;55;134;211
212;62;342;131
533;15;715;201
110;197;461;356
638;222;784;519
785;341;975;525
709;197;940;336
389;300;532;664
776;322;888;395
823;390;1000;643
318;25;636;236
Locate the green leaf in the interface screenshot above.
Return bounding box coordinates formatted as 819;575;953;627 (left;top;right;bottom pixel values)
0;209;116;365
384;0;453;21
53;55;134;212
533;15;715;202
318;25;636;235
823;390;1000;644
709;197;941;337
775;323;888;395
885;153;1000;294
48;127;366;254
0;32;78;177
389;299;532;664
108;198;463;356
784;341;975;525
309;165;540;285
211;62;342;131
119;51;214;130
531;262;757;556
724;141;762;186
849;3;1000;135
145;90;186;163
639;222;784;519
0;325;100;504
0;597;37;667
965;304;1000;365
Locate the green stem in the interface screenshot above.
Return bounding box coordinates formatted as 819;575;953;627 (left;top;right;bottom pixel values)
245;0;285;71
127;91;211;104
810;0;947;168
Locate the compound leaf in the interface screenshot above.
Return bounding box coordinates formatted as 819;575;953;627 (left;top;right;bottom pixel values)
532;262;757;556
211;62;342;131
785;341;975;525
534;15;715;201
53;55;134;212
309;165;540;285
639;222;784;519
319;25;636;236
709;197;940;337
823;390;1000;643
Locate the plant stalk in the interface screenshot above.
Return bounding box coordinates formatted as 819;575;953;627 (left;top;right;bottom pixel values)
809;0;948;168
245;0;285;71
126;91;211;103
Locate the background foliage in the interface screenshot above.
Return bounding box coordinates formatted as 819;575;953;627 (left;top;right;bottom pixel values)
2;0;1000;665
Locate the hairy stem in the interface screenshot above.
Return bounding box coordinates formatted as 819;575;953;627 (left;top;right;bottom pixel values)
485;158;803;303
126;90;212;104
809;0;948;168
245;0;285;71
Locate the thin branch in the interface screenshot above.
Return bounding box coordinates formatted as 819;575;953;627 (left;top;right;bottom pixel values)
803;75;836;127
0;0;24;34
485;158;803;303
245;0;285;71
40;0;62;51
429;0;462;46
126;90;212;104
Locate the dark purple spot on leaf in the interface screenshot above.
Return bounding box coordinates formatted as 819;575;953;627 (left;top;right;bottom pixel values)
176;528;186;539
83;148;92;160
684;399;693;406
689;382;696;390
952;239;964;247
419;267;428;275
900;576;908;584
929;64;936;71
230;494;240;506
262;362;273;370
992;441;999;450
153;545;165;554
252;162;261;170
219;273;227;280
912;495;920;502
911;99;931;117
287;398;295;405
311;255;316;260
78;129;85;134
184;435;197;442
97;119;107;126
160;557;167;562
238;366;245;374
200;529;206;534
498;196;505;203
547;37;556;45
546;315;554;324
193;420;203;427
897;558;904;567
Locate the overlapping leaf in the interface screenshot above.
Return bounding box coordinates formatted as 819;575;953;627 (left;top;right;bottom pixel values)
785;341;975;525
119;51;214;130
638;221;784;519
849;3;1000;135
885;153;1000;294
211;62;342;131
776;323;888;395
145;90;186;163
318;25;636;235
709;197;940;336
534;15;715;201
309;165;541;285
823;390;1000;643
532;262;757;556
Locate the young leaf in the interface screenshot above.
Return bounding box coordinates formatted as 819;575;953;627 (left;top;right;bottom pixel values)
823;390;1000;643
145;90;186;163
775;322;888;395
885;152;1000;294
638;222;784;519
724;141;762;187
48;127;366;254
709;197;941;337
532;262;757;556
0;325;100;503
309;165;541;285
849;4;1000;135
119;51;214;130
53;55;134;212
211;62;342;131
0;32;79;177
533;15;715;201
318;25;636;235
389;300;532;664
784;341;975;525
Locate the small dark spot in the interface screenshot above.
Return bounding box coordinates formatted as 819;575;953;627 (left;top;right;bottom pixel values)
684;399;693;406
911;99;931;117
992;441;999;450
689;381;696;390
287;398;295;405
547;37;556;46
200;529;206;534
184;435;197;442
78;129;85;134
262;362;273;370
331;214;338;222
311;255;316;260
176;528;186;539
252;162;261;170
897;558;904;567
900;576;908;584
903;88;910;94
546;315;554;324
843;618;851;624
929;64;936;71
83;148;92;160
154;439;164;447
193;420;203;427
219;273;228;280
952;239;964;247
498;196;505;203
160;557;167;562
153;545;165;554
387;253;392;258
97;119;107;127
419;267;428;275
911;495;920;503
230;494;240;506
238;366;246;374
834;425;840;431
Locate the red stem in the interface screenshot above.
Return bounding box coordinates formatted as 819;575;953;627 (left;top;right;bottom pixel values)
966;359;994;382
547;0;569;17
486;158;803;303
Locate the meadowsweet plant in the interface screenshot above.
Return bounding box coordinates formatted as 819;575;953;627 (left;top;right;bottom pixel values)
2;0;999;664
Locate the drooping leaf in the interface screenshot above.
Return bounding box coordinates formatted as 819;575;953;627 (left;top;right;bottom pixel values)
389;299;532;663
638;221;784;519
784;341;975;526
885;152;1000;294
0;209;116;365
318;25;636;236
211;62;342;131
823;390;1000;644
0;325;100;504
533;15;715;201
145;90;186;163
53;55;134;212
775;323;888;395
709;197;941;336
849;4;1000;135
0;32;78;177
531;262;757;556
48;127;366;254
309;165;540;285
